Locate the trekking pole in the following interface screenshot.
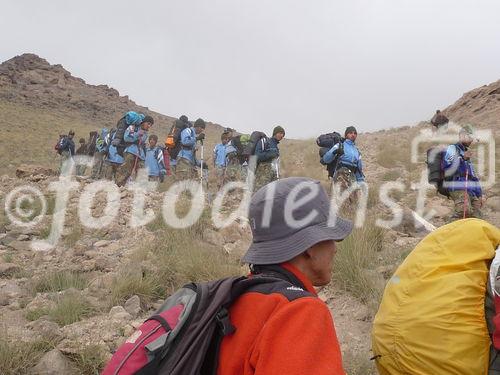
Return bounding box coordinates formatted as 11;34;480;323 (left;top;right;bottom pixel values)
463;166;469;219
200;140;204;197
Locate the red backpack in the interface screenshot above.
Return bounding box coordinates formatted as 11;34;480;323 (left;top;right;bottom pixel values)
102;274;310;375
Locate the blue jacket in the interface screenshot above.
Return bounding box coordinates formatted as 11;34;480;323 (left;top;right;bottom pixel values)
145;146;166;177
106;131;124;164
177;127;197;164
255;137;280;163
124;125;148;160
443;143;482;197
213;143;227;167
322;139;364;182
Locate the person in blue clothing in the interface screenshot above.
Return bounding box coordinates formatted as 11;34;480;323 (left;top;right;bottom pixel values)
254;126;285;191
115;115;154;186
145;134;167;182
322;126;364;193
443;125;483;219
91;128;110;180
213;133;230;189
175;118;206;181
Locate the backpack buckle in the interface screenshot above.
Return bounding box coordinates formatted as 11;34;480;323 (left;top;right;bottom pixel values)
216;308;235;336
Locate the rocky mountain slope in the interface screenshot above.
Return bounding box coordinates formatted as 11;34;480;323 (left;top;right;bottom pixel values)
0;53;499;374
0;53;224;175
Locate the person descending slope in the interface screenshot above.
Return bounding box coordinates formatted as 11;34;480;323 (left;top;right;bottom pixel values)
75;138;87;176
213;133;229;189
145;134;167;182
254;126;285;191
115;115;154;186
443;125;483;220
56;130;76;174
175;118;206;181
430;109;449;130
322;126;364;192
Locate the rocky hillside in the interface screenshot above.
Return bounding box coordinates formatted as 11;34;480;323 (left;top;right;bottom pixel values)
0;53;224;175
443;79;500;135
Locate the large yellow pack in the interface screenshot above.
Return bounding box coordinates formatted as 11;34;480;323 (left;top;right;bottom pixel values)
372;219;500;375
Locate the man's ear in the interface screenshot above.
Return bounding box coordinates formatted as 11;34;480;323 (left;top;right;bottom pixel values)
303;247;315;260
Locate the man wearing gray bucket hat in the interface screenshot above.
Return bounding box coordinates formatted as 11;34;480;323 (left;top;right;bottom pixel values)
218;177;352;374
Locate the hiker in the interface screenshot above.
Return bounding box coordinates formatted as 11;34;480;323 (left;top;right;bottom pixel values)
145;134;167;182
75;138;87;176
213;133;229;189
102;177;352;375
165;115;191;175
217;177;352;374
57;130;76;174
322;126;364;192
175;118;206;181
254;126;284;191
115;115;154;186
90;128;110;179
430;109;449;130
103;131;123;181
443;125;483;220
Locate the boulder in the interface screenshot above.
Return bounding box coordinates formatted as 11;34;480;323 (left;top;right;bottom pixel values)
123;295;141;318
30;349;78;375
109;305;132;320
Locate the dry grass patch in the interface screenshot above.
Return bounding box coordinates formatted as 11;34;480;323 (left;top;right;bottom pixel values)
31;271;89;294
0;337;53;375
26;294;95;326
333;221;385;306
68;345;107;375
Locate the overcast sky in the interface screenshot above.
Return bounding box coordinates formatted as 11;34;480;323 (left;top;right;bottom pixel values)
1;0;500;138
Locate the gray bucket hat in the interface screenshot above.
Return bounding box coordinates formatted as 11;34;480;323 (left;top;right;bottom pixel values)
242;177;353;265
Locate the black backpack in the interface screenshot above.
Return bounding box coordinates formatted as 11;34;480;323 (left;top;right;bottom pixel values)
54;135;68;155
244;131;267;158
316;132;342;148
426;145;456;197
166;119;190;160
102;273;311;375
317;132;344;178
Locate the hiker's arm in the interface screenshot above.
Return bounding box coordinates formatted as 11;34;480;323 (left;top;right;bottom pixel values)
322;143;340;164
252;298;345;375
255;141;278;163
181;129;196;147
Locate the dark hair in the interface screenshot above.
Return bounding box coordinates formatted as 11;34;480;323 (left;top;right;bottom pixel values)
149;134;158;142
142;115;154;125
79;138;85;143
194;118;206;129
68;130;75;135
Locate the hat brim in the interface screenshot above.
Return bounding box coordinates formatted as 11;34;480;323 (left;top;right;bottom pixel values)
242;217;353;265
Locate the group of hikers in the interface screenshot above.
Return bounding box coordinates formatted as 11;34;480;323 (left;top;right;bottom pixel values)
55;110;484;221
54;111;287;192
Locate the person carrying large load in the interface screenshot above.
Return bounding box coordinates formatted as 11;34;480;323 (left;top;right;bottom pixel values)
427;125;483;220
430;109;449;130
174;118;206;181
254;126;285;191
320;126;364;191
114;114;154;186
165;115;191;173
372;218;500;375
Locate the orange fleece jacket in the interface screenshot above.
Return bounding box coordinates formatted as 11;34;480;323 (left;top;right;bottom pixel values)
217;263;345;375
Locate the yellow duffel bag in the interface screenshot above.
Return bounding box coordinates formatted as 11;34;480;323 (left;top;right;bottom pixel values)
372;219;500;375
